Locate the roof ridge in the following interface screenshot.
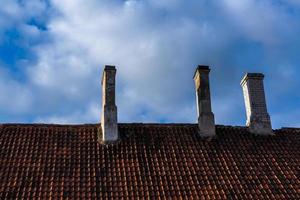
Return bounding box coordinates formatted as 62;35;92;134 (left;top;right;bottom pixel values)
278;127;300;133
216;124;247;129
0;123;99;127
0;123;299;133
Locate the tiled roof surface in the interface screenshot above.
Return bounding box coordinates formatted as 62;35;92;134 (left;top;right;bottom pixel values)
0;123;299;199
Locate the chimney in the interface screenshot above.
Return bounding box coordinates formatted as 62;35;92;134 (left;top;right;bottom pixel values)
100;65;118;142
240;73;273;135
193;65;216;137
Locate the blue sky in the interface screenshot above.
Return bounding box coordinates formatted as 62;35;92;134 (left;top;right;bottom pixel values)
0;0;300;128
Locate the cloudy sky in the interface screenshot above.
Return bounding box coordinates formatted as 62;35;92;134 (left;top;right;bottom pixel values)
0;0;300;128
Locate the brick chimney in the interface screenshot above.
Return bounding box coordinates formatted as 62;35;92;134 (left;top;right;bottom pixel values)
240;73;273;135
100;65;118;142
193;65;216;137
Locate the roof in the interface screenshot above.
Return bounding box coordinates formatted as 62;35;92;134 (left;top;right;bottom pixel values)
0;123;299;199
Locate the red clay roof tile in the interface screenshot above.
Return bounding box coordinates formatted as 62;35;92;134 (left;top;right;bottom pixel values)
0;123;299;199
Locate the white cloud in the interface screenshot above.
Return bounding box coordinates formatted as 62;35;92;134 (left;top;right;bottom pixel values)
28;0;221;123
220;0;295;45
35;103;100;124
0;68;32;114
25;1;214;123
0;0;47;28
1;0;300;127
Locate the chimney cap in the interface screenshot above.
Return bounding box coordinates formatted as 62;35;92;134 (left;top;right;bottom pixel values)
241;73;265;86
102;65;117;85
104;65;116;71
193;65;211;79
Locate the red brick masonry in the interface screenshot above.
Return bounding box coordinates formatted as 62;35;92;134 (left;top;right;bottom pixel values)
0;124;299;199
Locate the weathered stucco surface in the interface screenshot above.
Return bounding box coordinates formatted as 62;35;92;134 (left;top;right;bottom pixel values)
101;65;118;142
241;73;273;135
193;66;216;137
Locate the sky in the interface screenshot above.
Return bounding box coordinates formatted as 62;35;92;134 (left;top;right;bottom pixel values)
0;0;300;128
